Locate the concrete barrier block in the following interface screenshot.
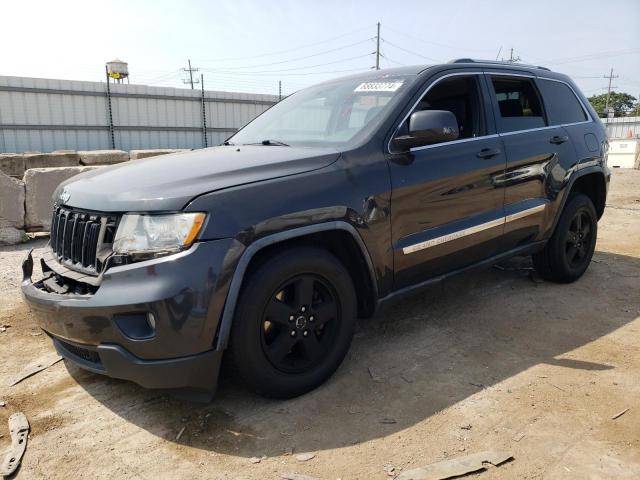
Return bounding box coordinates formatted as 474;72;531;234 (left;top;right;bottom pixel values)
79;150;129;165
24;166;101;231
0;171;25;229
23;152;80;170
129;149;189;160
0;154;26;177
0;219;27;245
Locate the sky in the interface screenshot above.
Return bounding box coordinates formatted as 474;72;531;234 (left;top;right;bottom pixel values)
2;0;639;98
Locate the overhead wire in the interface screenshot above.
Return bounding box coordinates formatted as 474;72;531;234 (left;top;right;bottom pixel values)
200;54;373;75
200;38;375;71
195;25;373;63
543;49;640;66
381;39;441;62
384;25;495;53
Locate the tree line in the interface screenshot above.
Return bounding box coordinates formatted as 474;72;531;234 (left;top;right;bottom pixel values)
587;92;639;117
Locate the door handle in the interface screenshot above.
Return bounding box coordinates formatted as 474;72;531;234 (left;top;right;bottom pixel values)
550;135;569;145
476;148;501;159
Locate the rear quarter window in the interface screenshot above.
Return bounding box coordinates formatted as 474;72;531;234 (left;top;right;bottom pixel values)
537;79;588;125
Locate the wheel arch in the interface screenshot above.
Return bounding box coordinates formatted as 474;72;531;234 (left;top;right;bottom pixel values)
567;169;607;219
214;222;378;350
547;167;608;239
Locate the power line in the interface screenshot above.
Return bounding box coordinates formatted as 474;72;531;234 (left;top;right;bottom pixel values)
381;38;441;62
544;48;640;66
196;25;373;63
200;55;372;75
200;38;374;71
384;24;495;53
380;54;406;66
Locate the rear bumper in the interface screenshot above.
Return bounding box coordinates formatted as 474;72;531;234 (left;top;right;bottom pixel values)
21;238;234;393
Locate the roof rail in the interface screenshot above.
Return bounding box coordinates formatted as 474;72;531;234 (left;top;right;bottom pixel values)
448;58;551;71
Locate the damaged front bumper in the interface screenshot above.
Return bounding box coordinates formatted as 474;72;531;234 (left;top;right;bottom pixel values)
20;239;234;395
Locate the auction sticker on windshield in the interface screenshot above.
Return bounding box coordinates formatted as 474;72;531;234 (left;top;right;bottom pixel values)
354;81;404;92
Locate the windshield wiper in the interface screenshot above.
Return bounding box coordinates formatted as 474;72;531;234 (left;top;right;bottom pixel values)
223;140;235;146
248;139;290;147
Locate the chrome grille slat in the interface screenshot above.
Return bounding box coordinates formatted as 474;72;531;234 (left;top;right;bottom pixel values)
49;207;119;275
80;220;90;267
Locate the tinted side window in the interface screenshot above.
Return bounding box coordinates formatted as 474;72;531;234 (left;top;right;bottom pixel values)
490;76;546;133
537;79;588;125
399;75;486;144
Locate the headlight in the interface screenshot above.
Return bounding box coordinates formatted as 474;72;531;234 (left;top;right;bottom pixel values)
113;213;206;256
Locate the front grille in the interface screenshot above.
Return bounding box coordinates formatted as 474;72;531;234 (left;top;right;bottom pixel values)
50;206;119;274
57;339;102;366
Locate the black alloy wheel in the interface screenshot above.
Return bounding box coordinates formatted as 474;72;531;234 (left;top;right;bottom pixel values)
564;210;594;269
228;246;356;398
261;274;339;374
532;193;598;283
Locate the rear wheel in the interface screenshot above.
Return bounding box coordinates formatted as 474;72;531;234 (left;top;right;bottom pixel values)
532;193;598;283
228;246;356;398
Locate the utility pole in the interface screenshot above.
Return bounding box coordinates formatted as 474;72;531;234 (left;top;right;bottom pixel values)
200;74;208;148
506;48;520;63
104;65;115;150
375;22;381;70
278;80;282;101
182;59;199;89
604;67;619;116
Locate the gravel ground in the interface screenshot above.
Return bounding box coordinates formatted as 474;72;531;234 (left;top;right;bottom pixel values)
0;169;639;479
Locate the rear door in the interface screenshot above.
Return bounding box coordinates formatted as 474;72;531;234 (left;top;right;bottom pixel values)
485;72;578;250
388;71;507;289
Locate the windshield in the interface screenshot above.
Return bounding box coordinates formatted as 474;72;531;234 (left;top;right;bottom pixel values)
229;75;415;148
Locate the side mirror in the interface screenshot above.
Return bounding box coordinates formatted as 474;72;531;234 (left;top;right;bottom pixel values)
393;110;459;150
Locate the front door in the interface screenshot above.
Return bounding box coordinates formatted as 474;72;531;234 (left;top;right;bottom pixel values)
388;72;507;290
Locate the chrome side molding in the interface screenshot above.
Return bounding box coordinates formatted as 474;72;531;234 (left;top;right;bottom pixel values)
402;204;546;255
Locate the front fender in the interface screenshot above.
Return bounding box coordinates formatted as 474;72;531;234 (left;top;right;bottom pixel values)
211;221;377;350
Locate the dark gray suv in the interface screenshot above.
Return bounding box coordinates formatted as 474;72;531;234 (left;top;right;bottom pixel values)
22;59;609;400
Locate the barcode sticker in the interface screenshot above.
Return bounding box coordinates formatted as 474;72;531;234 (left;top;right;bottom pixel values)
354;81;404;92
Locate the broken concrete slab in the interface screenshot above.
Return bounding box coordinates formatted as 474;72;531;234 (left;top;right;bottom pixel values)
7;352;63;387
0;153;26;177
23;152;80;170
395;451;513;480
79;150;129;165
23;166;101;231
129;149;189;160
281;474;318;480
0;412;30;477
0;219;27;246
0;171;25;228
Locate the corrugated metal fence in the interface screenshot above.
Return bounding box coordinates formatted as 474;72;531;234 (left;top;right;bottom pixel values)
0;75;278;153
603;116;640;140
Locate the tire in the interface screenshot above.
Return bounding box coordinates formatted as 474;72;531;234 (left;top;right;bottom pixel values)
532;193;598;283
228;246;357;398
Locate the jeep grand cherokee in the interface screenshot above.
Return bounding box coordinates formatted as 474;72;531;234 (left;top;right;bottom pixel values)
22;59;609;400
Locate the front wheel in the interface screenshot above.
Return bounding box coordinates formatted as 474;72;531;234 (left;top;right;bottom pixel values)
532;193;598;283
228;246;357;398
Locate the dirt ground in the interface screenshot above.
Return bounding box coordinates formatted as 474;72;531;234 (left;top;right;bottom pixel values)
1;170;639;480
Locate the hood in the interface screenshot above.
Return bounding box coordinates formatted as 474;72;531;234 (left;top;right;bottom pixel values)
56;145;340;212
